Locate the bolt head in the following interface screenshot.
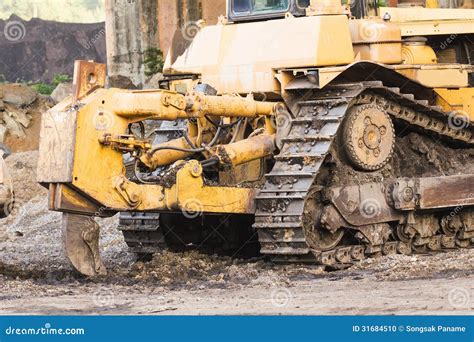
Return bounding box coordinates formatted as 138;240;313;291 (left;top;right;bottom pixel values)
402;187;414;202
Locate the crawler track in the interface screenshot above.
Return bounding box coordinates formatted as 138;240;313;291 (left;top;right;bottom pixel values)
254;81;474;267
119;212;165;255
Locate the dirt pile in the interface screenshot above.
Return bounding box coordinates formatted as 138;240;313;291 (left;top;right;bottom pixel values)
349;249;474;281
0;84;53;152
130;251;327;289
3;151;44;203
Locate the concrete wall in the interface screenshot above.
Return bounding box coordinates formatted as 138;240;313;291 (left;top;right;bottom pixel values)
105;0;159;87
106;0;226;88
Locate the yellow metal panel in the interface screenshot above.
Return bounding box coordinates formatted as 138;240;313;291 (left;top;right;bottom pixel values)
71;89;162;211
396;69;467;88
435;88;474;121
381;7;474;22
165;15;354;94
395;65;469;88
380;7;474;36
166;161;257;214
280;63;471;90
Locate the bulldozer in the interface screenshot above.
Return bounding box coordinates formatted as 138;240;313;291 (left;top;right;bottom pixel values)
37;0;474;276
0;144;14;219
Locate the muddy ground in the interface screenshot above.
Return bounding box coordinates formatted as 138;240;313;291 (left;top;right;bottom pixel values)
0;151;473;315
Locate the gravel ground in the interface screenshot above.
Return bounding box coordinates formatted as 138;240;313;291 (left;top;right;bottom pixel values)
0;152;473;315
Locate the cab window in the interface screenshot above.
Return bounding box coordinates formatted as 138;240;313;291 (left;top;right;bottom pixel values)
233;0;290;14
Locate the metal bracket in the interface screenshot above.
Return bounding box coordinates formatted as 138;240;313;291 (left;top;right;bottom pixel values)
99;134;152;154
391;179;419;210
73;60;106;102
161;92;187;110
114;176;141;209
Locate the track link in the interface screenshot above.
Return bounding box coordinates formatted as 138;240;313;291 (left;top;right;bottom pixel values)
118;212;165;254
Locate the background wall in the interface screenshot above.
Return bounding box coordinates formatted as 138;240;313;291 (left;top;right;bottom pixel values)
105;0;226;87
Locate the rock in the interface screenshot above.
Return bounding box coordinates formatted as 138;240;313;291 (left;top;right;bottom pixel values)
51;83;73;104
2;96;52;153
2;113;25;138
0;144;11;158
5;105;31;128
143;73;164;90
108;75;138;90
0;84;37;108
38;95;56;108
0;125;6;144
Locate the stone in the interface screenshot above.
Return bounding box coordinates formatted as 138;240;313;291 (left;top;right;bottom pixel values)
5;104;31;128
2;113;25;138
107;75;138;90
0;84;37;108
51;82;73;104
0;125;6;144
143;73;164;90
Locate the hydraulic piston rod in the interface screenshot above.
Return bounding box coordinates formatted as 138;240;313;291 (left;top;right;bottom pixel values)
212;134;276;167
110;91;280;121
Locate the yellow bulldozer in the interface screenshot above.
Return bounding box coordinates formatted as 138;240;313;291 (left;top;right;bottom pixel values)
37;0;474;276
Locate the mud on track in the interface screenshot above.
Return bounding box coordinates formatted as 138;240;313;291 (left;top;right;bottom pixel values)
0;152;473;315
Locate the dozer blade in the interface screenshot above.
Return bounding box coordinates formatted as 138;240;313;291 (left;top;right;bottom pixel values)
62;213;107;276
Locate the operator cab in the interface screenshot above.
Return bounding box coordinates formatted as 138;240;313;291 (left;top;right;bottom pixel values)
228;0;311;22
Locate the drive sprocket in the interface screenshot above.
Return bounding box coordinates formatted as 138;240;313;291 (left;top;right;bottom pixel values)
342;104;395;171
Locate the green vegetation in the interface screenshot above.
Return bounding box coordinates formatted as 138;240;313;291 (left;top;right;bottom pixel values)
144;48;165;77
30;83;55;95
31;74;71;95
52;74;71;85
